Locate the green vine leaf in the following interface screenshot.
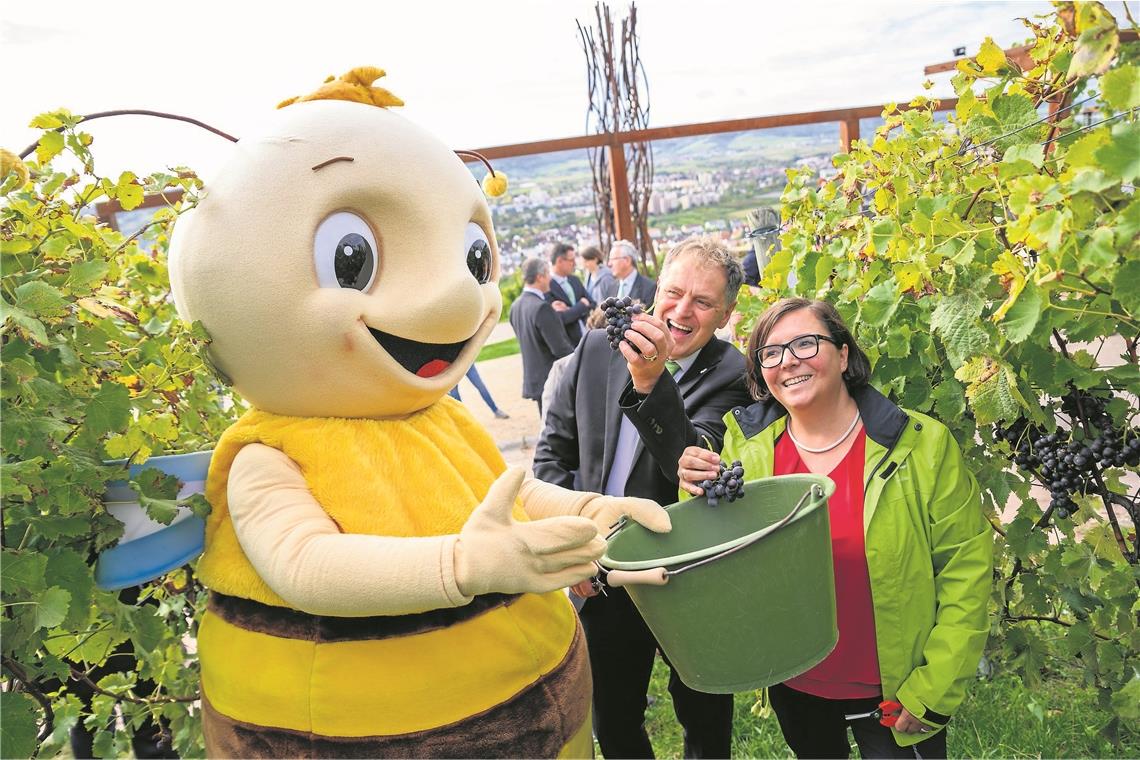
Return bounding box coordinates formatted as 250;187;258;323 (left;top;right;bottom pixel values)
1100;64;1140;111
997;285;1042;343
0;692;40;759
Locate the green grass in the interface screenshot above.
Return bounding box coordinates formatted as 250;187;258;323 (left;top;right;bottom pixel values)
476;337;519;362
632;657;1138;758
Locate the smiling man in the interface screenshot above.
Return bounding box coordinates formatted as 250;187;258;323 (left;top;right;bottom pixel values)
534;236;751;759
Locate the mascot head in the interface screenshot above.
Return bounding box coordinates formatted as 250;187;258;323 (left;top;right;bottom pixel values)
169;68;504;419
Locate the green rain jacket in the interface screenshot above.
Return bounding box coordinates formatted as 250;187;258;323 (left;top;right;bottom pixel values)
720;384;993;746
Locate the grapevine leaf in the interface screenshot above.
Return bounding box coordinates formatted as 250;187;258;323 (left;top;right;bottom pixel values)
997;286;1041;343
991;94;1041;147
1003;143;1044;169
930;292;987;366
0;692;40;759
1100;64;1140;110
1112;675;1140;720
113;172;145;211
132;467;180;500
977;37;1007;74
1095;122;1140;183
1113;261;1140;317
85;382;132;437
138;495;180;525
1027;209;1065;251
14;281;68;317
1;551;48;593
67;260;111;290
1067;2;1119;78
1064;129;1111;167
36;131;65;164
46;549;95;630
858;280;899;326
33;586;71;630
1078;227;1117;269
129;606;167;653
955;356;1022;424
932;377;966;420
28;112;64;129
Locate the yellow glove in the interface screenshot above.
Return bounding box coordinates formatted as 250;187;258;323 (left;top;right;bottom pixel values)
519;476;672;536
453;468;604;597
579;494;672;537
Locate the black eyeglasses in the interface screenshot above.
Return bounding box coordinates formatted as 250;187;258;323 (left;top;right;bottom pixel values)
755;334;839;368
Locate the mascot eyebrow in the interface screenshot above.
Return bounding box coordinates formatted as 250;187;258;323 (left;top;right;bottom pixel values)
312;156;355;171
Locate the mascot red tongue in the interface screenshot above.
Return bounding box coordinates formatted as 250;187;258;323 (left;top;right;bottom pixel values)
166;67;670;757
417;359;451;377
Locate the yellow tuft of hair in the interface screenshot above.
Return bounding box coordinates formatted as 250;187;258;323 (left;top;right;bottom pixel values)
1;148;30;187
277;66;405;110
482;172;508;197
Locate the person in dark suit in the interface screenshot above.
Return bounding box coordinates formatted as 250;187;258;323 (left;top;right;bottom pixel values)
534;236;752;759
602;239;656;305
545;242;594;344
509;257;576;414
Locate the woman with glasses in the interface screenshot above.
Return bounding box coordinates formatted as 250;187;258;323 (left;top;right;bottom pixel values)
677;297;991;759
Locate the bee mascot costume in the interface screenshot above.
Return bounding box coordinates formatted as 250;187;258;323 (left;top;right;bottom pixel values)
168;67;670;758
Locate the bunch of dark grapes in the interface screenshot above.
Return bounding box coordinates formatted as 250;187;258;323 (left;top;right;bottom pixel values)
700;460;745;507
995;393;1139;523
601;296;643;351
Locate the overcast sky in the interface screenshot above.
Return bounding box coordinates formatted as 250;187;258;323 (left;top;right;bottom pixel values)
0;1;1081;179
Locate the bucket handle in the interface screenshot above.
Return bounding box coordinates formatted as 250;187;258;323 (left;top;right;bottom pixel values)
605;483;824;588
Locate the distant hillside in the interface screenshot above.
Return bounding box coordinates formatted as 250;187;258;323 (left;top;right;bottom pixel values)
485;118;888;182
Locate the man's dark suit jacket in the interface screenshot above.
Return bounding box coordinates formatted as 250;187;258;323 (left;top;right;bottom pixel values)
545;274;593;344
534;330;751;506
601;272;657;307
509;290;575;401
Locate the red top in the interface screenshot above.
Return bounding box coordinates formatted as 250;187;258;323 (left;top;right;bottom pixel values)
775;427;881;699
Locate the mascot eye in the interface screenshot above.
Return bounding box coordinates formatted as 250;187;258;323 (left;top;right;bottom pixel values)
464;222;492;284
314;212;379;291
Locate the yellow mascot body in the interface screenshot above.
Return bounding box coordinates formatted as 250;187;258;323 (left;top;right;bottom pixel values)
167;69;669;757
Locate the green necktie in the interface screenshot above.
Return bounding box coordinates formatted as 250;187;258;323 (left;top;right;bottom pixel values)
618;280;627;298
559;279;575;302
666;360;681;376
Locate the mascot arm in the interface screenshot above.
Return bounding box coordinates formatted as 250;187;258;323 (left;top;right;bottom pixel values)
519;476;671;536
228;443;473;615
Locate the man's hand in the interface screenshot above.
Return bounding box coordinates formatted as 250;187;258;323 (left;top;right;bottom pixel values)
678;445;722;496
454;468;604;597
551;300;568;312
578;494;671;536
618;312;675;395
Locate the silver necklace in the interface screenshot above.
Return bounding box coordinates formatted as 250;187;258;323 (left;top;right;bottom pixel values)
787;412;861;454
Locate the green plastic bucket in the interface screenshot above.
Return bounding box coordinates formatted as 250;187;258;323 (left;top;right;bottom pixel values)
599;474;837;693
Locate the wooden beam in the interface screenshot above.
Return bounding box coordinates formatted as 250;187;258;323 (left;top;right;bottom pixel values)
95;189;184;230
924;30;1138;76
463;99;957;163
606;143;634;243
839;117;860;153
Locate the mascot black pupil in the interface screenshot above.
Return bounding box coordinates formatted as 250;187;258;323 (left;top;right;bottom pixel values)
467;239;491;283
334;234;373;290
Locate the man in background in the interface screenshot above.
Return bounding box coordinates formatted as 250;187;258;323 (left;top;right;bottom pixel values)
545;242;594;344
602;239;656;305
535;236;750;759
509;257;575;415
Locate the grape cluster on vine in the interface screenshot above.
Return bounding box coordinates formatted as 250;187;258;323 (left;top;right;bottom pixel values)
601;296;643;351
995;392;1139;523
700;460;745;507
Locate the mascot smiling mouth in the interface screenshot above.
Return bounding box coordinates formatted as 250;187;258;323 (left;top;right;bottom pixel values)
368;327;466;378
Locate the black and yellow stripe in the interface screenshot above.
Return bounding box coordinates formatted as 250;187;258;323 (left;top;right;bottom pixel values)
199;590;591;755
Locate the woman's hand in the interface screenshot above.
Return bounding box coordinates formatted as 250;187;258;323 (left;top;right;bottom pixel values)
892;708;932;735
569;578;600;599
678;446;722;496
